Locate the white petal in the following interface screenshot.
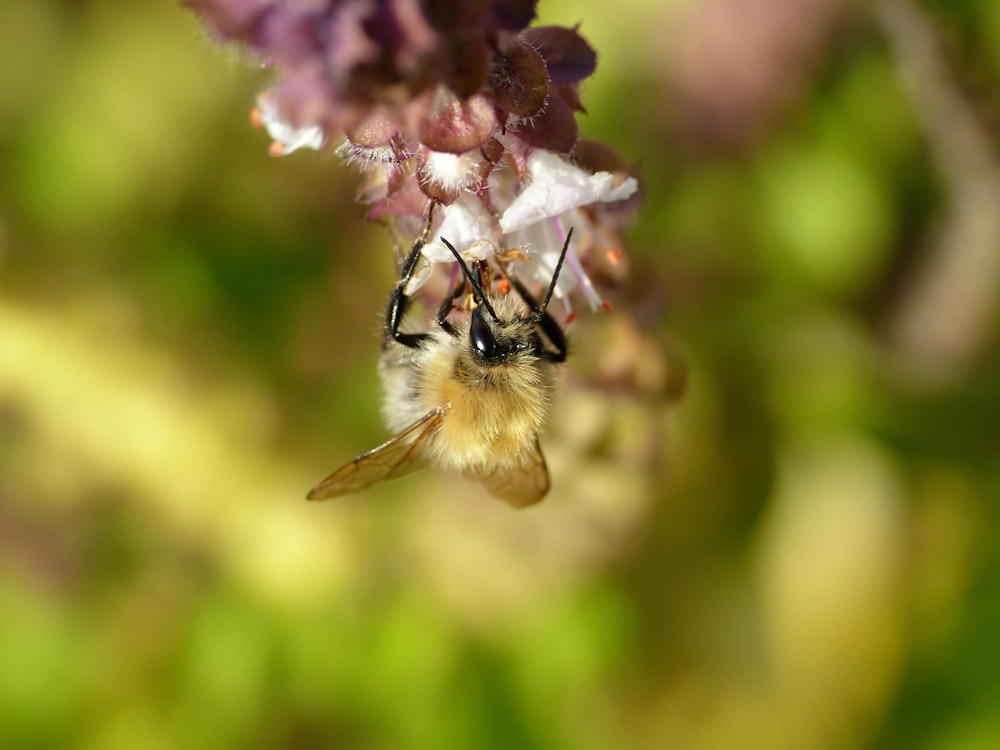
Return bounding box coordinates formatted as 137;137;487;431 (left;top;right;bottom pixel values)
421;193;500;262
257;93;325;154
499;150;638;233
402;257;433;295
465;239;498;260
279;125;325;153
512;219;579;297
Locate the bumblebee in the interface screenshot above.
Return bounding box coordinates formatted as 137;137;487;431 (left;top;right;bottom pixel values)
307;225;573;507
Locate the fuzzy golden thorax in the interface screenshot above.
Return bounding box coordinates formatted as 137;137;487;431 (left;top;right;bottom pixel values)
379;294;558;474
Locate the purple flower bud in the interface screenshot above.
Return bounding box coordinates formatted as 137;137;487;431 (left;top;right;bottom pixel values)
489;38;549;117
511;95;578;153
484;0;539;31
186;0;643;315
418;89;496;153
521;25;597;84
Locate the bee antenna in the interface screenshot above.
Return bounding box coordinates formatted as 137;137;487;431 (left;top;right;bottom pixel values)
537;227;574;317
440;237;500;323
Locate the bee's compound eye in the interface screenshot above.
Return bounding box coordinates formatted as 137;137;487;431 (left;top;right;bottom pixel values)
470;307;497;359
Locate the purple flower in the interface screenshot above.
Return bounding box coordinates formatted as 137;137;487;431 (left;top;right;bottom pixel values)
187;0;640;314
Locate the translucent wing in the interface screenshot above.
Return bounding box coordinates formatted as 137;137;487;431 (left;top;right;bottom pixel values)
306;407;446;500
465;438;551;508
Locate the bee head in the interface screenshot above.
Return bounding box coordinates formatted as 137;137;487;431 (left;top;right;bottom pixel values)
440;229;573;364
465;299;539;365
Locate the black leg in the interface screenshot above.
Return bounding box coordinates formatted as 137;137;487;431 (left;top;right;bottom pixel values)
436;277;465;337
509;276;568;363
384;206;437;349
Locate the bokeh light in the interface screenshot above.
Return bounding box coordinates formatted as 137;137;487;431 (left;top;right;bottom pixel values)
2;1;1000;748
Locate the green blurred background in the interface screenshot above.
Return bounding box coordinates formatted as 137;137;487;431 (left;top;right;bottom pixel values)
3;0;1000;748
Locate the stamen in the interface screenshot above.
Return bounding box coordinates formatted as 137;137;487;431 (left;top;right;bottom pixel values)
572;209;624;265
498;247;530;263
539;226;574;315
552;217;606;311
562;289;575;322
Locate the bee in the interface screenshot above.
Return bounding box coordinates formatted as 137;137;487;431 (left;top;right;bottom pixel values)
306;225;574;508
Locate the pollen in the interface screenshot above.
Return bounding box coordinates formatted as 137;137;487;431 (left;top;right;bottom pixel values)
498;247;531;263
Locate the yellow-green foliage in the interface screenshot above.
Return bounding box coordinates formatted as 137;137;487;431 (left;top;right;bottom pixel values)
2;2;999;749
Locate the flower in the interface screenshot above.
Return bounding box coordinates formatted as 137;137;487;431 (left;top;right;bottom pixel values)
187;0;641;315
405;193;500;294
187;0;598;175
498;149;638;310
252;91;325;156
421;194;500;264
399;147;638;318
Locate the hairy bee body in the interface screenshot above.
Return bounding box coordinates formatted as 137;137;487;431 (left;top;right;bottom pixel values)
379;294;557;476
306;228;573;508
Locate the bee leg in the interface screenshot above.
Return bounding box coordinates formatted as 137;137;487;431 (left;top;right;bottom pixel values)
385;205;437;350
436;277;465;337
509;277;568;363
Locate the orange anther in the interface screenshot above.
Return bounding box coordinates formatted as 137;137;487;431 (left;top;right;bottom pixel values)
500;248;530;263
605;247;623;264
599;300;613;312
250;108;263;129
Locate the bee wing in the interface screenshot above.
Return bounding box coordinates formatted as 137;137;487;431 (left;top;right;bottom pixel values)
306;407;446;501
466;438;551;508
